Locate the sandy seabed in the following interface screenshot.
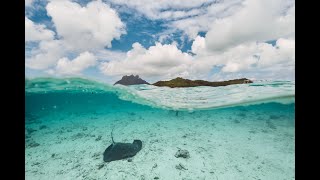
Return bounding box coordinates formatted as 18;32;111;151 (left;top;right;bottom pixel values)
25;104;294;180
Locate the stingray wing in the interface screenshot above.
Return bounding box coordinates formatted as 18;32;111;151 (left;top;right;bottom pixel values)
103;143;140;162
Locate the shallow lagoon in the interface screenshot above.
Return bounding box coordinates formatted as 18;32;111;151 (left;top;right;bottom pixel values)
25;78;294;180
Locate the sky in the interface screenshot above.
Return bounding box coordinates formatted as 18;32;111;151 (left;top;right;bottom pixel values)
25;0;295;84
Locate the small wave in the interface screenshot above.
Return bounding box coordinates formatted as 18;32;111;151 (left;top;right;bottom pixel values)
25;77;295;110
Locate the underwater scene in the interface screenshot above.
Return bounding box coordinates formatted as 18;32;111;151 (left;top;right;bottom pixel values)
25;78;295;180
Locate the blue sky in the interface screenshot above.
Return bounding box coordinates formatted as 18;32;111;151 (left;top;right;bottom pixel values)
25;0;295;83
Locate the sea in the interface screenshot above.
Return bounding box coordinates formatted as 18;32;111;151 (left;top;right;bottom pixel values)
25;77;295;180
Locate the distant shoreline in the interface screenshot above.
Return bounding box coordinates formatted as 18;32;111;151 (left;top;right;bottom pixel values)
152;77;253;88
114;75;253;87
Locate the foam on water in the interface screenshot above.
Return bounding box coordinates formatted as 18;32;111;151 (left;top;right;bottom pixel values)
26;77;294;110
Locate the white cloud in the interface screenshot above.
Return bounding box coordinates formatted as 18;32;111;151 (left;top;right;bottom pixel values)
169;16;211;39
192;36;295;80
158;34;172;44
25;17;55;42
255;38;295;67
25;40;65;70
99;36;294;82
25;0;34;7
109;0;244;38
191;36;206;55
25;0;295;81
108;0;294;43
54;51;97;75
158;8;204;20
108;0;214;20
26;0;126;75
95;49;127;62
100;42;194;80
167;0;244;39
205;0;295;51
46;0;126;51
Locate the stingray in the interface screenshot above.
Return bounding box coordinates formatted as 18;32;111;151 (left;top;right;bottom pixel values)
103;128;142;162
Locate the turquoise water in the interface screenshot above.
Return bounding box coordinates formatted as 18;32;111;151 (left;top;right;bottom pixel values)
25;78;295;180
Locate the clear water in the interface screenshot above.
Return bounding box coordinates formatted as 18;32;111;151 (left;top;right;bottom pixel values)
25;78;295;180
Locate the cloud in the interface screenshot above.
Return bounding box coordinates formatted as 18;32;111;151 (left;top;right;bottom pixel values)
99;36;294;82
108;0;214;20
53;51;97;75
25;40;65;70
167;0;244;39
192;35;295;80
100;42;194;80
25;0;35;7
191;35;206;55
255;38;295;68
25;0;295;81
46;0;126;51
205;0;295;51
157;8;205;20
168;16;211;39
108;0;294;43
26;0;126;75
95;49;127;62
108;0;244;39
25;17;55;42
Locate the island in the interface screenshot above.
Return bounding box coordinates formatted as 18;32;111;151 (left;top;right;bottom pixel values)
114;75;150;85
153;77;253;88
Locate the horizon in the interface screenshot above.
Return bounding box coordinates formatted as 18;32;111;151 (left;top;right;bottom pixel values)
25;74;295;85
25;0;295;84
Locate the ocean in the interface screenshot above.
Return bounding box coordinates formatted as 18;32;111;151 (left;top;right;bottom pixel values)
25;77;295;180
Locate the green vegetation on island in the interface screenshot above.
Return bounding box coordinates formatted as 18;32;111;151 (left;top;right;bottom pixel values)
153;77;253;88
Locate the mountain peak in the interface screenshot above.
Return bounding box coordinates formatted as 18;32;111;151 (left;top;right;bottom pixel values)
114;75;149;85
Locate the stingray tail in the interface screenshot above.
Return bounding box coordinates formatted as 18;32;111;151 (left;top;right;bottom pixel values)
111;127;115;144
